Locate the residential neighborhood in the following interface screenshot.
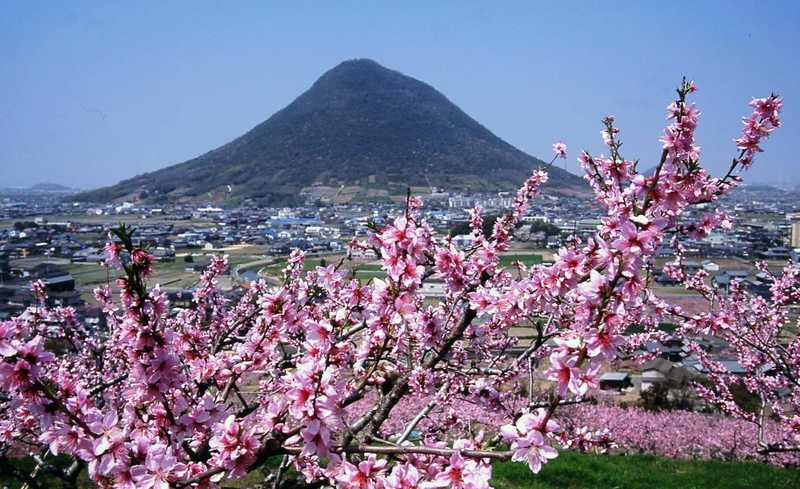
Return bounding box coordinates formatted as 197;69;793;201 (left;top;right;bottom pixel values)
2;183;798;410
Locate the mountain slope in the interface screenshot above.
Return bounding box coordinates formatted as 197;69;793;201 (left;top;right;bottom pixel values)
75;59;585;205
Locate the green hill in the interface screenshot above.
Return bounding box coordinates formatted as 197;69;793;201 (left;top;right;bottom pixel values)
74;59;585;206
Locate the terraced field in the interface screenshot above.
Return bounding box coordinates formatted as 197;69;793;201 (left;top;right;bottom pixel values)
260;253;544;282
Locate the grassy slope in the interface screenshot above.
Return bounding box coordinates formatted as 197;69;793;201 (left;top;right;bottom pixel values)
498;254;543;267
492;452;800;489
4;452;797;489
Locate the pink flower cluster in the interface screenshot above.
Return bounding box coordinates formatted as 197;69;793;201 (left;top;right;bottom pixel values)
0;81;787;488
500;409;559;473
558;404;800;466
736;95;783;167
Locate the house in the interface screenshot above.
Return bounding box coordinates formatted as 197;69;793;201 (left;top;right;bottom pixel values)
758;247;791;260
646;340;685;362
712;273;732;290
23;263;76;293
685;357;746;376
48;290;83;307
0;252;10;281
717;360;747;375
712;270;749;291
599;372;632;391
167;289;195;308
744;277;772;299
641;370;667;391
643;358;694;388
683;261;702;274
151;247;176;262
43;274;76;293
452;234;474;249
71;247;105;263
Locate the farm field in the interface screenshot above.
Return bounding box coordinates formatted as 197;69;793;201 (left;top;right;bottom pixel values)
66;260;203;289
6;249;268;305
260;253;544;281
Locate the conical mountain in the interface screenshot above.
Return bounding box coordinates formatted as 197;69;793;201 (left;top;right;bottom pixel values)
75;59;584;205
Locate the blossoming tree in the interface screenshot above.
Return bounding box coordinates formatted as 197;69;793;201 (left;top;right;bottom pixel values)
689;263;800;455
640;93;799;457
669;245;799;454
0;80;785;488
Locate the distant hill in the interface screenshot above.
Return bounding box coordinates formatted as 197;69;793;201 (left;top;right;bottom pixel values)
74;59;585;206
30;183;75;192
0;183;75;194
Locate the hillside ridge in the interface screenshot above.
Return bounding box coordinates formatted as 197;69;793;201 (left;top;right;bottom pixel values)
74;59;585;205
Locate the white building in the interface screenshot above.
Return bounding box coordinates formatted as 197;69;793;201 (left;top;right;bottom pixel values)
452;234;475;249
791;221;800;248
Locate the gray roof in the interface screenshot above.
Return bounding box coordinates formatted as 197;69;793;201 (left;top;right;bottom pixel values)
600;372;630;381
44;275;74;285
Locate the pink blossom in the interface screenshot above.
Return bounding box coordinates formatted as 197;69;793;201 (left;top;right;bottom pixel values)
129;443;187;489
384;463;422;489
301;419;332;458
336;454;388;489
546;352;588;397
552;142;567;159
104;241;123;268
428;451;491;488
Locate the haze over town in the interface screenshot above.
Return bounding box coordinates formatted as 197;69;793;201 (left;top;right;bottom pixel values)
2;1;799;189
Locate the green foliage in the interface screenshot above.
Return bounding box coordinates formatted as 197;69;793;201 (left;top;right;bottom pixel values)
729;382;763;415
528;220;560;235
639;383;695;412
498;254;543;267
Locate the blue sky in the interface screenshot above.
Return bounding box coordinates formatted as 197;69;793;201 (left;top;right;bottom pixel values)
1;1;798;189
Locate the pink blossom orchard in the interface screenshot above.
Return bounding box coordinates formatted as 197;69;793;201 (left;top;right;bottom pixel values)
0;80;785;488
558;404;800;466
